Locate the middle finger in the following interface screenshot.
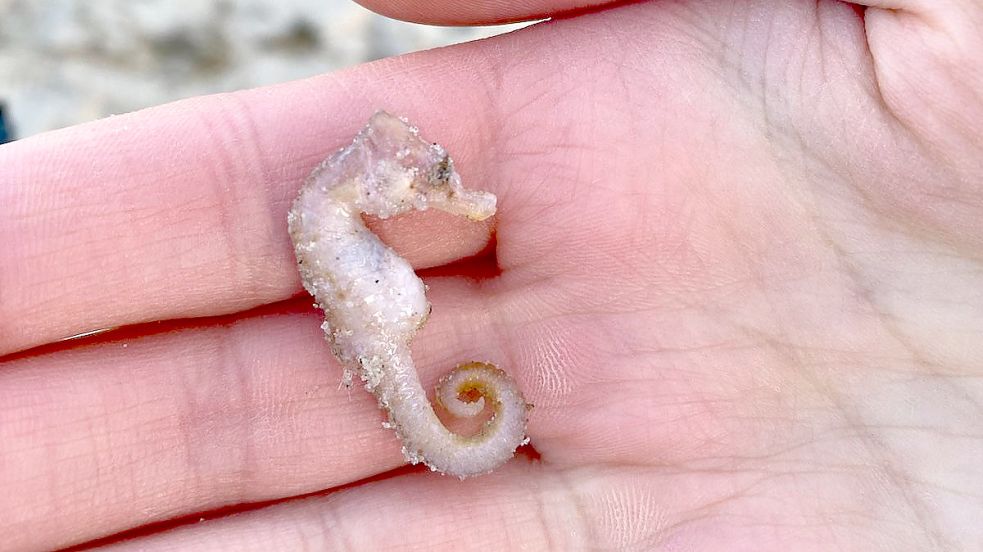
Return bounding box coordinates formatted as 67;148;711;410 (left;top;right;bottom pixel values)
0;278;519;551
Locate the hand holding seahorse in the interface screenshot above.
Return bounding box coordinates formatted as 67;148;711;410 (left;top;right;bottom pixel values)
287;111;529;478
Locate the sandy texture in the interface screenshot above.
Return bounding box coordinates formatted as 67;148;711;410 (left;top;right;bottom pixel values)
288;112;529;477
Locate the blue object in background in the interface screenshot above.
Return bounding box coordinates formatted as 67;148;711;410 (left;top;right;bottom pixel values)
0;102;12;144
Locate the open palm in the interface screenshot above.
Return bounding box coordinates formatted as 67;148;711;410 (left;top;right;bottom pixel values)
1;0;980;550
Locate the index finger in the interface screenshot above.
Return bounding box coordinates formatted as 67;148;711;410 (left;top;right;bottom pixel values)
0;51;501;355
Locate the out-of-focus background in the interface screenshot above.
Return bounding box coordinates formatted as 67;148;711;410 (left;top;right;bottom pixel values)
0;0;524;139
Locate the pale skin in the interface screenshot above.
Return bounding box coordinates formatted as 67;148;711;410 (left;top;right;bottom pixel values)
0;0;980;550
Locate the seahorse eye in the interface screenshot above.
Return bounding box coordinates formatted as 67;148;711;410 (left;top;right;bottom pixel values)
430;155;452;186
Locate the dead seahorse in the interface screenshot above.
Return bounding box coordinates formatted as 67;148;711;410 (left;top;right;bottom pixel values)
287;111;529;478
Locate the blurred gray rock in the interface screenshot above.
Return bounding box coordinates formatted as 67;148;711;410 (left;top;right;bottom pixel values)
0;0;521;137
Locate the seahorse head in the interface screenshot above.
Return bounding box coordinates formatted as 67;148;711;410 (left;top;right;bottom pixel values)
359;111;497;221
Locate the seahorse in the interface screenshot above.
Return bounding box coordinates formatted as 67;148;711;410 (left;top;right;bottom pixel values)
287;111;529;478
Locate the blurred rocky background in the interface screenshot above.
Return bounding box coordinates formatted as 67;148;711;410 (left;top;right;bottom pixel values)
0;0;522;138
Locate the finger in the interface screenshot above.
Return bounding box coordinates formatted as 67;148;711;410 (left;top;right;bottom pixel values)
858;0;983;243
0;38;509;355
355;0;621;25
855;0;980;13
0;279;533;552
95;465;675;552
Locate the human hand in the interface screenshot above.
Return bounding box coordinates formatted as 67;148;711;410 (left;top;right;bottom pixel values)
1;0;980;550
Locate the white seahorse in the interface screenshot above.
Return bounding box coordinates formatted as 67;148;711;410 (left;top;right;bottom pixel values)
287;111;529;478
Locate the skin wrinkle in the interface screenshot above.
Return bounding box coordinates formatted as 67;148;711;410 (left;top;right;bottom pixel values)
227;319;260;501
194;99;256;299
493;493;517;551
296;522;314;552
759;13;781;145
754;477;859;547
529;475;559;551
896;475;983;501
861;17;983;250
550;467;593;550
663;1;729;58
176;336;209;510
813;220;983;416
96;386;132;516
177;325;270;506
709;4;905;219
223;92;295;295
661;474;778;545
821;178;983;267
466;50;508;183
515;318;583;402
808;3;827;91
119;419;187;500
550;378;727;462
747;327;952;550
315;496;354;552
844;142;983;261
14;378;147;531
554;226;694;304
188;327;261;499
483;289;526;412
224;92;275;193
755;22;983;406
866;8;953;164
